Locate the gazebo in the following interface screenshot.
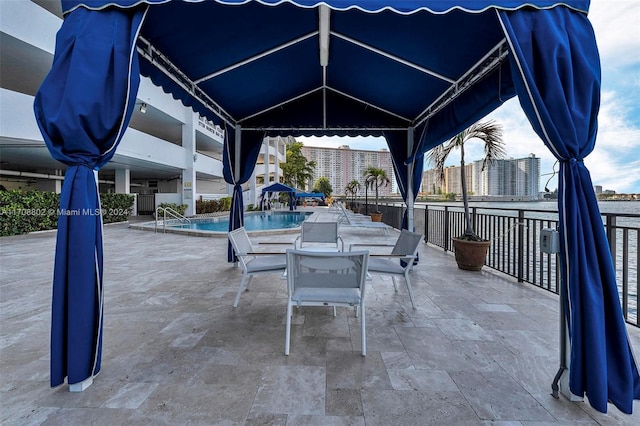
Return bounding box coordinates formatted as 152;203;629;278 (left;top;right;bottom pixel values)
34;0;639;414
261;182;298;210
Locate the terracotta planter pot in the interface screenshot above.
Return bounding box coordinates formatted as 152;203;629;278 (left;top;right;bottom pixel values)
369;212;382;222
452;238;490;271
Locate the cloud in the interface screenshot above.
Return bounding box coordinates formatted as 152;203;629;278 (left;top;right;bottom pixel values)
298;0;640;193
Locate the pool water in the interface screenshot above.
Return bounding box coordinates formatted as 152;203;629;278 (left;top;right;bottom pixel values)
172;212;312;232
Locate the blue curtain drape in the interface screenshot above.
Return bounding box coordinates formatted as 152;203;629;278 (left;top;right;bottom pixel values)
33;6;145;387
500;7;640;414
223;128;265;261
384;130;424;231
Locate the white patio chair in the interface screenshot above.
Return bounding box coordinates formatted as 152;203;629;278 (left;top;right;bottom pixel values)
285;249;370;356
295;221;344;251
228;227;290;308
350;229;422;309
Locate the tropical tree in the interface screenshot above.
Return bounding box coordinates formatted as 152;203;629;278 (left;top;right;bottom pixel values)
280;141;316;190
363;166;390;213
313;177;333;198
344;179;361;210
427;120;505;240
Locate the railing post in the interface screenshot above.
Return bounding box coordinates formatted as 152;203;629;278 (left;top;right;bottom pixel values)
424;205;429;243
471;206;477;236
517;209;524;282
444;206;450;251
605;214;617;262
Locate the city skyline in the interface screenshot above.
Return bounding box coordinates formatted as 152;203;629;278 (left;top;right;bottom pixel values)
297;0;640;194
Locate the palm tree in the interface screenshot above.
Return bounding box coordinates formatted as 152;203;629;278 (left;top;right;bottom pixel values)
363;166;390;214
427;120;505;240
344;180;361;210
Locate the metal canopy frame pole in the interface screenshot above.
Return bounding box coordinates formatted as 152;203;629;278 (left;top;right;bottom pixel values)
407;127;415;231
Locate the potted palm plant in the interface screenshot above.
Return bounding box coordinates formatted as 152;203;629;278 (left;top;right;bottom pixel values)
345;180;361;213
363;166;390;222
428;120;505;270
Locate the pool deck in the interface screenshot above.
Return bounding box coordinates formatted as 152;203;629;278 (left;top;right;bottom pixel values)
1;207;640;425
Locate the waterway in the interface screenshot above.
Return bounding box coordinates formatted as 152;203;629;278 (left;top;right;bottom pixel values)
414;199;639;323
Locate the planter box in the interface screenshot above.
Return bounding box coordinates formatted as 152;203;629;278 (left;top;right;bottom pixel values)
370;213;382;222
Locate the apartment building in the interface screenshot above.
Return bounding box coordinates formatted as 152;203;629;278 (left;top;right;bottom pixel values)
247;136;291;206
300;145;396;196
422;154;540;199
1;1;228;216
474;154;540;199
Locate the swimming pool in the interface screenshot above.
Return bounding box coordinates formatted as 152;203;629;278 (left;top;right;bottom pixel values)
171;211;312;232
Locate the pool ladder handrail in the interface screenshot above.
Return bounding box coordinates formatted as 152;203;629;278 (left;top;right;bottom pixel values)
155;206;191;233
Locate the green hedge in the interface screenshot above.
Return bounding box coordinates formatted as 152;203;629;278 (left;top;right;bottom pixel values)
0;190;135;237
195;197;231;214
157;202;187;216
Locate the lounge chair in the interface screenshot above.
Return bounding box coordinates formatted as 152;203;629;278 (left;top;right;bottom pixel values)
338;210;391;234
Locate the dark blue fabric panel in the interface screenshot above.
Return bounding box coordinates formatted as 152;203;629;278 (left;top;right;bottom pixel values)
142;1;316;79
500;7;640;414
332;7;504;79
328;38;450;119
416;60;516;156
33;6;144;387
242;90;408;131
262;182;297;194
384;129;424;232
63;1;590;15
139;58;225;126
200;37;321;119
224;130;264;261
52;167;104;385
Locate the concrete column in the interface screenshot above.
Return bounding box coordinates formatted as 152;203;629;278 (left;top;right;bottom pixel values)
115;168;130;194
182;112;197;216
274;137;281;183
264;137;270;184
249;168;257;206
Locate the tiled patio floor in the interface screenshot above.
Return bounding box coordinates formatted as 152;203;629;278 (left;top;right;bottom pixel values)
1;213;639;425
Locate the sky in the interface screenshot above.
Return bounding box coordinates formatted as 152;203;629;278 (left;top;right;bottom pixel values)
297;0;640;194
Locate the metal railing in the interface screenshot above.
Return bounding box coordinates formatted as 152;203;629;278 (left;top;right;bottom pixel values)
363;201;639;327
155;206;191;233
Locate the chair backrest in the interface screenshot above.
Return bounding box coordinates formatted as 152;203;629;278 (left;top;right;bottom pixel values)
392;229;423;265
299;221;340;248
228;227;255;256
286;249;369;297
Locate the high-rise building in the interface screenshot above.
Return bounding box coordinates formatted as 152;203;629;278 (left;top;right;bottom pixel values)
422;154;540;199
300;145;396;196
474;154;540;199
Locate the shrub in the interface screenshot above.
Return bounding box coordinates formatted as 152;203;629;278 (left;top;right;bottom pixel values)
100;193;135;223
196;197;232;214
0;190;135;236
157;202;187;216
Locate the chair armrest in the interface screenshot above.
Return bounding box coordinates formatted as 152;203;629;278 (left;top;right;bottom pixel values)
247;252;286;255
370;254;416;259
337;236;344;251
258;242;294;245
349;243;393;251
